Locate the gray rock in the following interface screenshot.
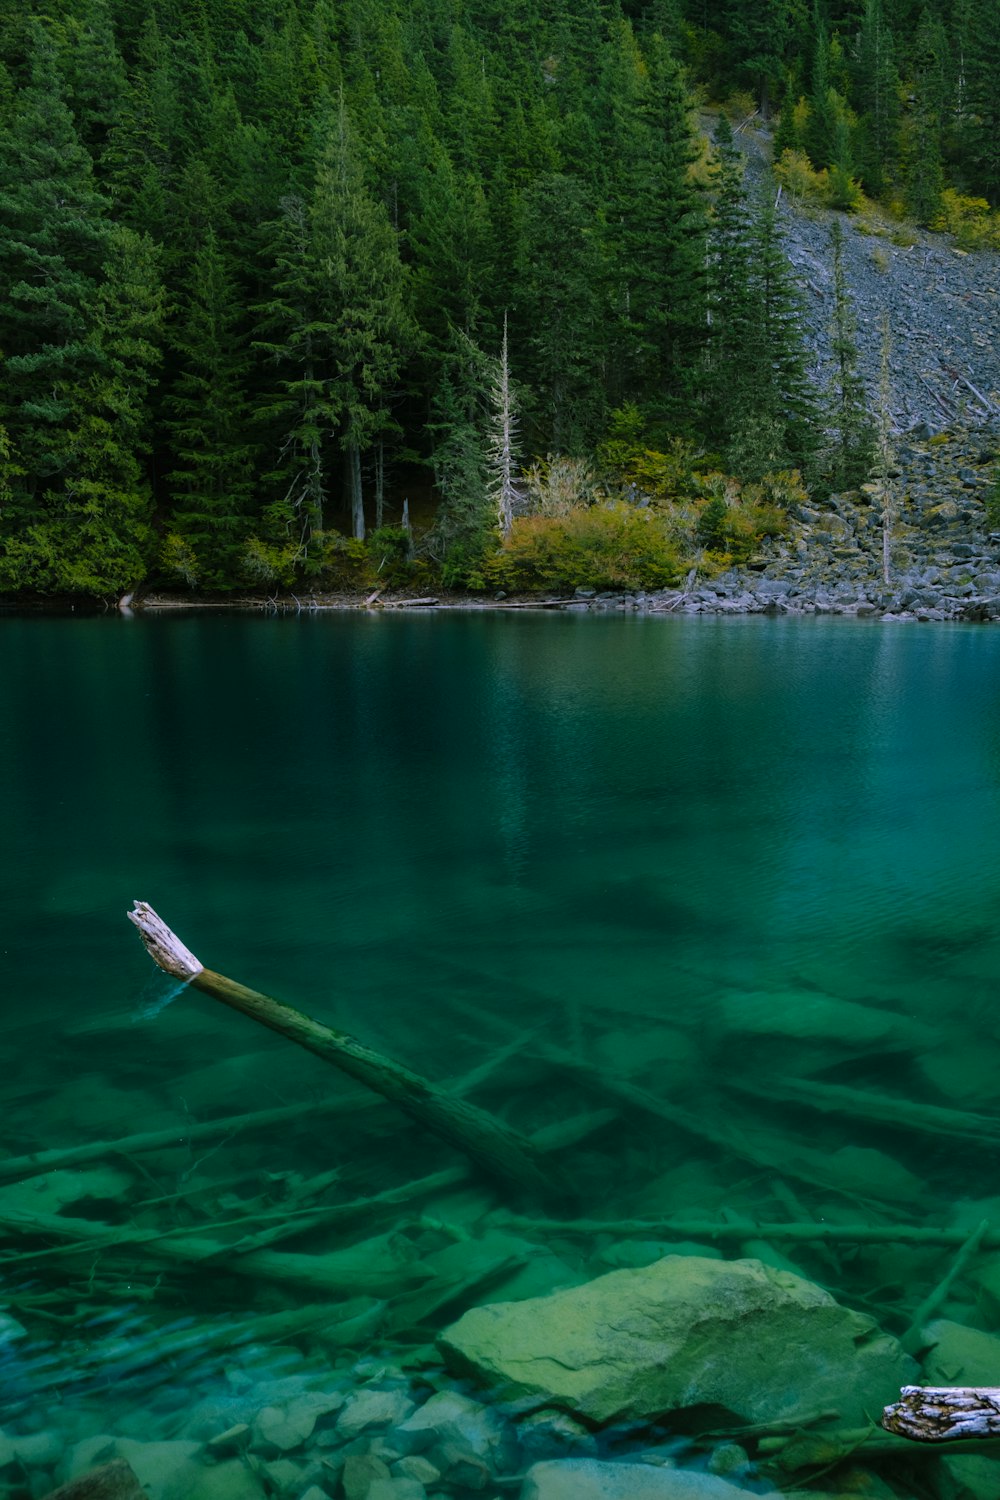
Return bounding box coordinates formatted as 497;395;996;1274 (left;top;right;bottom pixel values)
519;1460;781;1500
337;1390;416;1440
440;1256;915;1427
6;1429;63;1468
367;1482;427;1500
517;1411;599;1460
427;1440;492;1489
253;1402;322;1454
342;1453;392;1500
114;1441;266;1500
392;1456;443;1485
922;1318;1000;1384
394;1390;508;1463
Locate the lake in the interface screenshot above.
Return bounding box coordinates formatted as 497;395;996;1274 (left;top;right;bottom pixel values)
3;611;1000;1486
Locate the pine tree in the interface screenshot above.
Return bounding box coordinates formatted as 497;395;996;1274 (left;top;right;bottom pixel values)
826;219;874;489
903;10;945;223
702;116;757;455
731;203;821;479
515;172;606;455
164;229;257;584
962;0;1000;202
601;24;707;423
854;0;900;197
255;99;415;550
0;30;160;593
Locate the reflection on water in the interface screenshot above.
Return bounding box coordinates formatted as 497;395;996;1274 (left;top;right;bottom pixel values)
4;612;1000;1484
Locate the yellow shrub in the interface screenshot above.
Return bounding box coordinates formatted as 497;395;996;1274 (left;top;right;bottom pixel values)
930;189;1000;250
487;503;683;592
774;148;829;204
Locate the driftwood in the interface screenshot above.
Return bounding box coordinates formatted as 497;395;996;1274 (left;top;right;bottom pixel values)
900;1219;989;1354
0;1207;432;1296
883;1386;1000;1442
495;1212;1000;1249
729;1076;1000;1148
127;902;551;1198
438;986;919;1207
0;1096;376;1187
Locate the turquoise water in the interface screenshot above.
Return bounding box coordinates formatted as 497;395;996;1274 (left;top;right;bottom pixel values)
4;612;1000;1461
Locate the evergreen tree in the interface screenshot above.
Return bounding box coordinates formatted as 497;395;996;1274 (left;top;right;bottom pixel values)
853;0;900;197
826;219;874;489
0;30;160;594
515;172;606;454
255;100;415;550
601;24;707;423
903;10;945;223
732;204;820;479
962;0;1000;202
164;229;257;584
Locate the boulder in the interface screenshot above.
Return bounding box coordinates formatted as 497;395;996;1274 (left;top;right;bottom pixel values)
922;1319;1000;1384
439;1257;914;1427
519;1460;781;1500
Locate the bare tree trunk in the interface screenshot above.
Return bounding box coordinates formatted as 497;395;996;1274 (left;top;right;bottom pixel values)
127;903;551;1198
489;311;518;540
349;440;364;540
375;436;385;530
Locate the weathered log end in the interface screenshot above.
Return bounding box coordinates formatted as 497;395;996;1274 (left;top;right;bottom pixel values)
882;1385;1000;1442
128;901;204;981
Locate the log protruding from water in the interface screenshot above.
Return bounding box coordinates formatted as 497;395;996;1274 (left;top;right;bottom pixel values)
126;901;552;1198
128;900;204;980
882;1386;1000;1442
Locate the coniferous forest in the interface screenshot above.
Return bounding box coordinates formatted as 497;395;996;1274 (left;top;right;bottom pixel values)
0;0;997;597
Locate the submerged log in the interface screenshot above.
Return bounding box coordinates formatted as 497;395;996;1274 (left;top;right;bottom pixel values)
127;902;551;1198
883;1386;1000;1442
495;1212;1000;1249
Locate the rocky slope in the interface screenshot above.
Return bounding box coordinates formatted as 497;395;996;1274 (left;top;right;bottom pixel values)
562;123;1000;624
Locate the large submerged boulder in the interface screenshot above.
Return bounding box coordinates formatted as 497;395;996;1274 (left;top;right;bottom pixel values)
439;1256;914;1427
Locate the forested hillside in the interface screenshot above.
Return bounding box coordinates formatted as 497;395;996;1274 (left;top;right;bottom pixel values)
0;0;996;597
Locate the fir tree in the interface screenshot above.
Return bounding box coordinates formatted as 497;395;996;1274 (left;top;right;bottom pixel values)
515;172;606;455
0;30;160;593
165;229;257;584
826;219;874;489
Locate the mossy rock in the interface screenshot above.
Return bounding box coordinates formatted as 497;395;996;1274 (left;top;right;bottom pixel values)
439;1256;915;1428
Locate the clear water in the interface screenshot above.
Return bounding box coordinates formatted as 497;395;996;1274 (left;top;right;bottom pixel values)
4;612;1000;1458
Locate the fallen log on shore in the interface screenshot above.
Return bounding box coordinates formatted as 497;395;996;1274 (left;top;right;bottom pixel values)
127;901;552;1199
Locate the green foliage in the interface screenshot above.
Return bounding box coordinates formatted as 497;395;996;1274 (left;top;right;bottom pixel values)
0;0;996;598
487;503;683;593
366;524;417;587
524;454;602;516
693;473;789;562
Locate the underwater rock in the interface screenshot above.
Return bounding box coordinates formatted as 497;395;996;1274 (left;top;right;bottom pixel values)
392;1456;443;1485
342;1452;392;1500
393;1389;511;1466
717;991;904;1047
367;1481;427;1500
519;1459;779;1500
40;1460;144;1500
439;1256;915;1427
922;1318;1000;1384
336;1388;416;1440
251;1391;344;1453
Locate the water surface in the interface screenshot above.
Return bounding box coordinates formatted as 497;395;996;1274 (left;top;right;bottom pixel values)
3;611;1000;1439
